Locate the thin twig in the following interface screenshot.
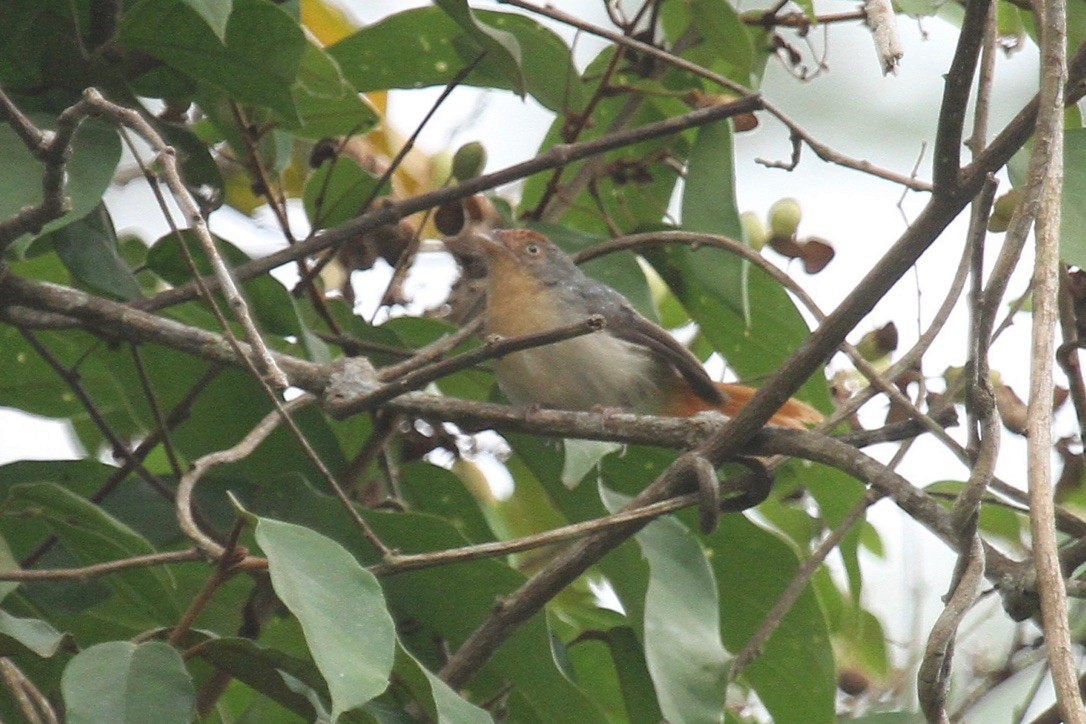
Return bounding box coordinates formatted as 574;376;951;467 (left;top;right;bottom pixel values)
133;94;763;314
374;54;487;311
17;329;179;505
917;535;986;723
175;395;314;560
729;489;884;681
0;89;86;248
0;658;58;724
82;89;289;390
378;318;483;379
0;549;205;581
329;316;606;416
19;364;224;568
168;519;248;646
1027;0;1082;709
0;271;328;390
505;0;931;192
932;0;992;191
1056;267;1086;444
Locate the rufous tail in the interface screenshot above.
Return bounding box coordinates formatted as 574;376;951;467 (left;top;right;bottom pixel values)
667;381;824;430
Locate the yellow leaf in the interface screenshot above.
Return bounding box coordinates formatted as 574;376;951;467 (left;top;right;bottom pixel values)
301;0;357;45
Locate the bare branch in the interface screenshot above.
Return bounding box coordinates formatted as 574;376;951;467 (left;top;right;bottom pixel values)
1027;0;1082;709
0;657;58;724
133;94;763;313
932;0;991;190
176;395;314;559
917;536;985;722
0;88;86;248
80;89;289;389
0;549;204;582
864;0;904;74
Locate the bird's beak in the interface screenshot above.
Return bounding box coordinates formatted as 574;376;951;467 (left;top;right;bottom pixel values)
441;227;499;263
463;229;507;260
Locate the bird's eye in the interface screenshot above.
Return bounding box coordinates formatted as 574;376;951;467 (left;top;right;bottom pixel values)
525;243;540;255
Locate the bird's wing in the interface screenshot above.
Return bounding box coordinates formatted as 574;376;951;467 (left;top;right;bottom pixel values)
609;303;727;405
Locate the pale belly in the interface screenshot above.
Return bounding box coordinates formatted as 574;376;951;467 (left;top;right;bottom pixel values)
492;331;669;412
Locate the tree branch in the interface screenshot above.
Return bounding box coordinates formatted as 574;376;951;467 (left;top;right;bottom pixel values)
80;89;289;390
932;0;992;191
132;94;763;313
1027;0;1082;710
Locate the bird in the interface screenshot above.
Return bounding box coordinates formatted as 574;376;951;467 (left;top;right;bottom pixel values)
470;227;823;429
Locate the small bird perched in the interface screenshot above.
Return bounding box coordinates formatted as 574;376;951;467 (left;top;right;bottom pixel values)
471;228;823;429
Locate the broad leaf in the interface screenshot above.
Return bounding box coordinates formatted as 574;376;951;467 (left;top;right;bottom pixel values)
0;115;120;250
193;637;324;718
222;471;607;721
0;609;69;657
37;203;141;300
681;119;747;319
4;482;180;623
255;516;396;720
434;0;526;96
62;641;195;724
291;42;379;139
181;0;233;41
711;516;835;723
393;643;493;723
145;230;302;336
329;7;581;112
601;486;730;723
121;0;305;122
303;156;384;231
1061;128;1086;266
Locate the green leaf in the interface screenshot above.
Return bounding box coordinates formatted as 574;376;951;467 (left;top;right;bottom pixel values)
925;480;1026;547
681;119;746;319
181;0;233;42
434;0;525;96
291;43;379;139
221;468;604;721
193;637;323;718
0;4;53;88
517;48;689;233
0;535;17;601
600;486;730;723
37;203;141;300
562;439;621;488
3;482;180;623
0;115;120;249
661;0;755;85
255;516;396;720
145;230;301;336
303;156;383;232
1061;128;1086;266
62;641;195;724
602;627;666;722
0;609;69;657
329;7;580;113
710;516;835;724
648;246;832;410
393;643;493;723
398;462;496;545
121;0;305;122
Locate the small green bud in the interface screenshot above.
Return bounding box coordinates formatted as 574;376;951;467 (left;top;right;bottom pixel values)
741;211;767;250
987;188;1020;233
451;141;487;181
767;197;802;240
